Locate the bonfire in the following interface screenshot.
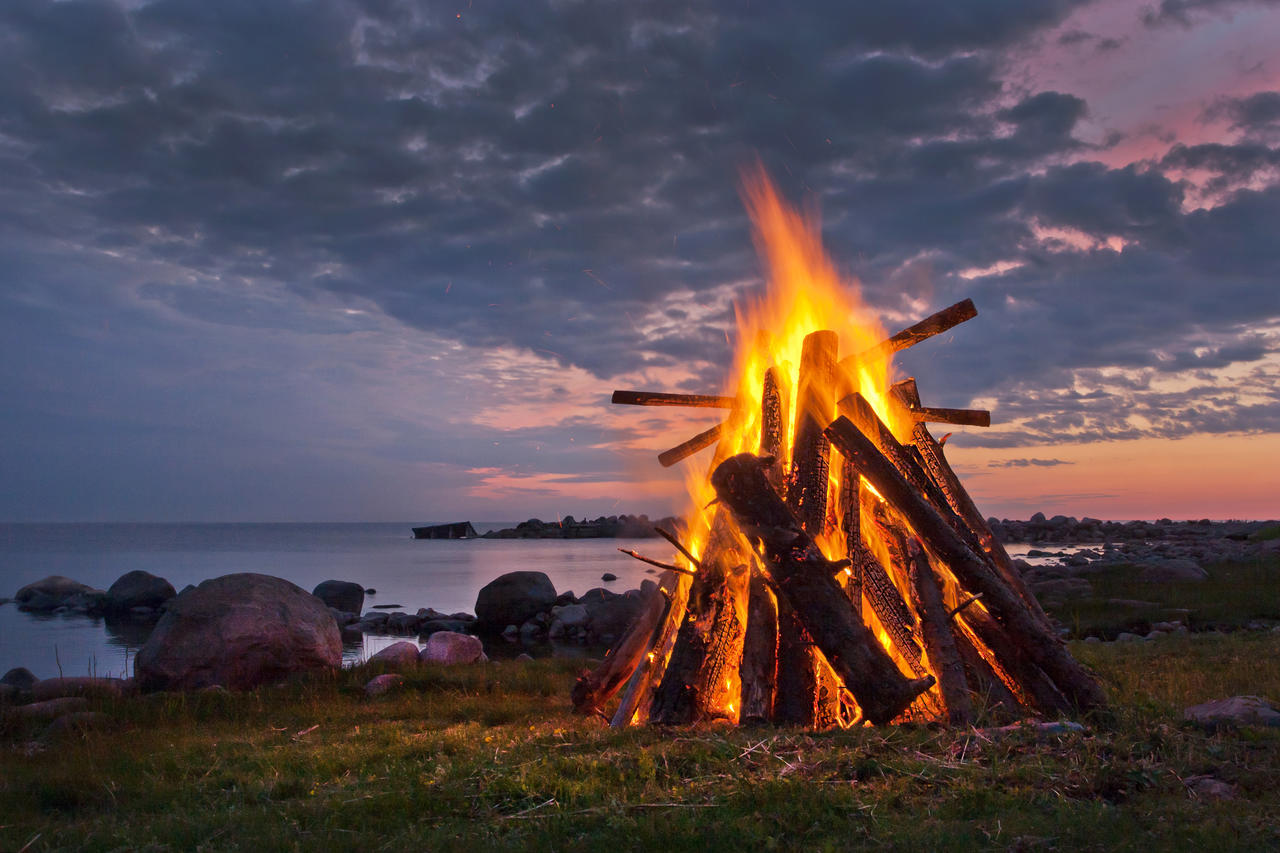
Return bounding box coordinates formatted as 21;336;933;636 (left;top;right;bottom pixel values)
574;167;1104;728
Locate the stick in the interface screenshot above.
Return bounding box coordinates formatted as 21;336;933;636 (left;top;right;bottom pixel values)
658;422;722;468
653;526;702;570
617;549;696;576
948;594;983;621
612;390;736;408
837;298;976;372
911;407;991;428
823;416;1105;712
906;538;973;726
572;580;672;716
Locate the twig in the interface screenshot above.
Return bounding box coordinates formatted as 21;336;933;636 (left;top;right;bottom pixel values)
654;526;702;570
18;834;41;853
947;594;983;621
502;797;558;819
618;548;696;576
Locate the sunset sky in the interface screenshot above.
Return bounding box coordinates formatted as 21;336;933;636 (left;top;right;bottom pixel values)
2;0;1279;523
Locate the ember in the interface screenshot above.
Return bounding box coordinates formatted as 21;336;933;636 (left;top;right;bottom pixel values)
573;169;1104;728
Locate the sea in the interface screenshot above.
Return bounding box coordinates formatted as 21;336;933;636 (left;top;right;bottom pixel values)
0;522;669;680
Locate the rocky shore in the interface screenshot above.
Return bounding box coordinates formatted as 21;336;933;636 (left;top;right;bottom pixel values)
480;514;682;539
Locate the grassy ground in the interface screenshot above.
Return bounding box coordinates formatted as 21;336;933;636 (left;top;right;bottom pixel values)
2;564;1279;851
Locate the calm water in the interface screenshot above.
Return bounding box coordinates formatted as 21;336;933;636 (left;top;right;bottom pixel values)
0;523;662;680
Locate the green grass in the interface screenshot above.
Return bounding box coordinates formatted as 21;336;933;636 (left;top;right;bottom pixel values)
1052;556;1280;639
2;634;1279;852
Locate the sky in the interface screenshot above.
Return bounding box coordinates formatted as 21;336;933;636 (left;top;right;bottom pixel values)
2;0;1279;523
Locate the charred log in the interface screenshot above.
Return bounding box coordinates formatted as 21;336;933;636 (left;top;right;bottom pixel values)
738;567;779;723
837;298;976;373
905;540;973;726
573;578;671;716
612;390;737;408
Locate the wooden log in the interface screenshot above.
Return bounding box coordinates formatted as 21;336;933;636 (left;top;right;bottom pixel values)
779;330;840;727
892;379;1051;630
738;567;778;723
612;390;736;408
838;457;863;613
950;621;1024;719
658;422;722;468
710;454;935;725
616;571;692;726
650;514;752;724
911;407;991;428
955;604;1071;715
905;539;973;726
760;365;790;490
823;416;1106;712
860;501;928;678
572;580;671;716
837;298;977;373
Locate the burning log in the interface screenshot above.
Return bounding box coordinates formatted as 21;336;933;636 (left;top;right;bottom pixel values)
905;539;973;726
738;567;779;723
760;365;790;489
611;390;736;408
572;578;672;717
650;514;751;724
710;454;936;725
658;423;722;468
911;407;991;428
613;571;692;726
836;298;976;373
824;415;1106;712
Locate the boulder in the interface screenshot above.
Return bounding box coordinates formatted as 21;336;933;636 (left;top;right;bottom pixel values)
32;677;129;702
365;673;405;697
601;572;618;582
419;619;474;636
106;570;176;612
583;590;648;644
14;576;103;611
134;573;342;692
313;580;365;614
1185;775;1235;801
2;667;37;692
474;572;557;630
1138;558;1208;583
1184;695;1280;728
420;631;485;665
367;641;421;669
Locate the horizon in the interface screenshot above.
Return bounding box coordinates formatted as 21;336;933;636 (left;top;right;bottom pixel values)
3;1;1279;524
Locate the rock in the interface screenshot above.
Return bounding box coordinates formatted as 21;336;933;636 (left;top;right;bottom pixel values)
1185;775;1235;801
11;697;89;719
515;653;534;662
0;597;10;606
1184;695;1280;728
552;604;590;628
134;573;342;692
385;612;422;634
328;608;360;627
519;619;542;639
601;572;618;582
420;631;485;665
474;571;557;630
372;604;404;609
313;580;365;615
367;641;421;669
364;673;405;697
1029;577;1093;602
1114;632;1142;643
1138;558;1208;583
32;677;129;701
582;591;646;644
43;711;115;740
365;588;377;595
2;667;37;691
418;619;473;636
14;576;104;611
1083;636;1102;644
106;570;176;612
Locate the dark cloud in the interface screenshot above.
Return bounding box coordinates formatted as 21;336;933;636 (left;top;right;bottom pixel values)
0;0;1277;519
987;458;1073;467
1141;0;1280;27
1203;90;1280;133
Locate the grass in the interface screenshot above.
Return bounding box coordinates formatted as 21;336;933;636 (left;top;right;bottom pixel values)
1053;555;1280;639
2;560;1279;851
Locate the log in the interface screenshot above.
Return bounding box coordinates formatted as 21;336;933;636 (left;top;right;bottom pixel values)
615;570;692;726
892;379;1051;629
911;407;990;428
955;604;1072;715
760;365;790;490
612;390;736;408
710;454;935;725
837;298;977;373
860;501;928;678
950;621;1023;719
618;548;696;576
823;416;1106;712
658;422;722;468
572;579;672;716
905;539;973;726
738;567;778;723
650;514;752;724
837;457;863;613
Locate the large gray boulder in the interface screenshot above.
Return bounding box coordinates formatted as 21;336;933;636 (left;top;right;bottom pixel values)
134;573;341;692
313;580;365;615
107;570;176;612
1184;695;1280;727
1138;558;1208;583
474;571;557;630
420;631;485;665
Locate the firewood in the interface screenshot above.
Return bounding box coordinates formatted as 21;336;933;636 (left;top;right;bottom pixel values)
658;423;723;468
824;416;1106;712
572;578;672;716
905;539;973;726
653;527;702;570
954;605;1072;715
710;454;935;725
612;390;736;408
650;514;752;724
738;567;778;723
861;501;928;678
911;407;991;428
950;621;1024;719
760;365;790;489
617;548;696;576
891;378;1051;629
614;571;692;726
836;298;976;373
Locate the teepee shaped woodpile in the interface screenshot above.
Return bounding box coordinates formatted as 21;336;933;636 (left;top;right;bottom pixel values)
573;298;1105;728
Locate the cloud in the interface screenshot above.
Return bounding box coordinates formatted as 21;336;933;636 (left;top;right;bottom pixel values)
1141;0;1280;28
987;458;1074;467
